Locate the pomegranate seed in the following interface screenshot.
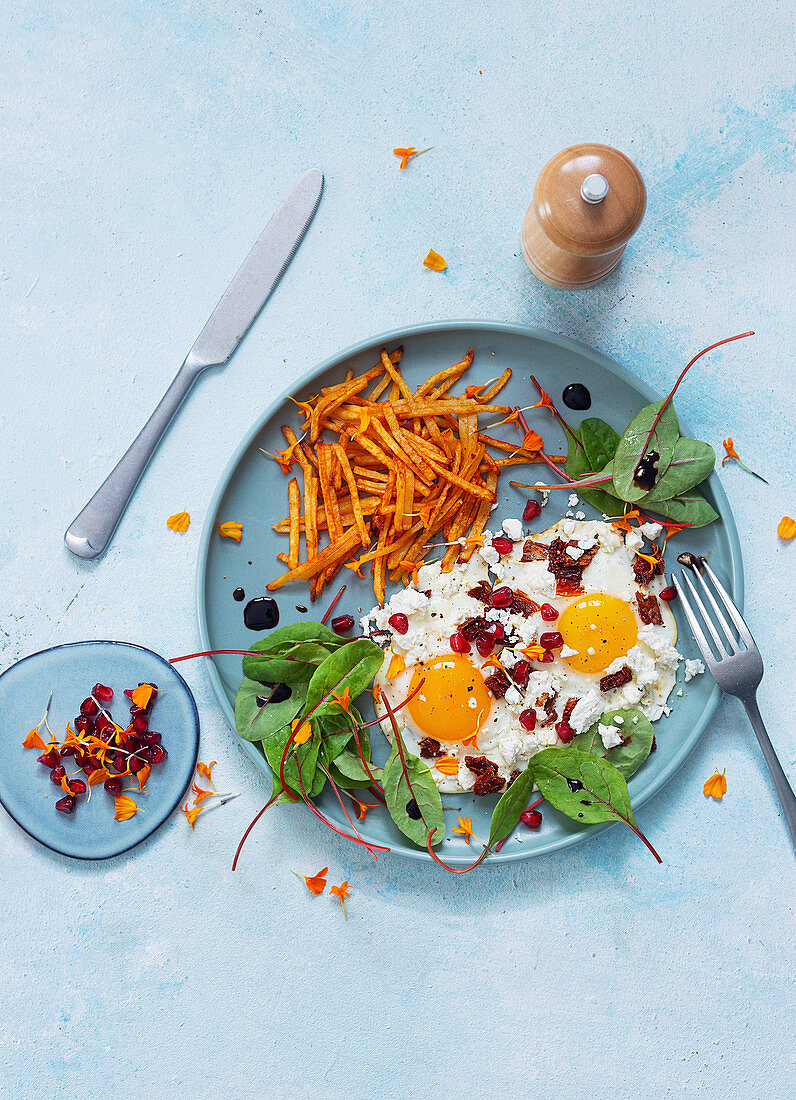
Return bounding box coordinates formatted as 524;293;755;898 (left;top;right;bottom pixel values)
37;749;60;768
540;603;559;621
68;779;87;795
95;712;113;729
129;704;145;717
74;714;94;734
475;635;494;657
129;756;146;774
82;759;99;775
143;731;162;746
331;614;355;635
60;744;76;758
80;697;99;717
483;621;505;641
523;499;542;522
491;536;514;557
660;586;677;602
132;713;149;734
539;631;563;649
511;660;531;686
92;683;114;702
55;795;76;814
50;765;66;784
150;745;167;765
123;689;133;701
112;753;127;774
556;721;575;743
450;632;471;654
104;778;123;794
520;808;543;829
388;613;409;635
490;586;514;609
540;650;555;663
519;708;537;731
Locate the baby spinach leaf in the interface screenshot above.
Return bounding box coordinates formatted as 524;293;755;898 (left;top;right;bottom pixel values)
305;638;384;718
268;770;304;805
234;676;308;743
564;431;625;516
317;708;363;768
330;748;382;786
242;648;321;685
260;720;320;798
383;731;445;847
242;623;344;683
645;489;719;527
579;417;620;471
569;708;654;778
528;748;661;860
641;437;715;503
612;398;679;502
487;764;537;846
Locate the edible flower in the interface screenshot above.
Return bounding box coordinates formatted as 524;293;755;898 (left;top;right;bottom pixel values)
393;145;432;169
522;429;543;452
722;438;767;483
482;655;507;673
703;771;727;800
521;643;547;661
611;507;644;532
137;763;151;790
293;867;328;895
291;718;313;746
181;802;202;828
166;510;191;533
386;654;405;679
777;516;796;540
349;795;379;821
398;559;420;584
331;687;351;714
23;690;54;749
218;521;244;542
330;880;351;919
423;249;447;272
663;525;684;547
131;683;154;710
113;794;141;821
435;756;460;776
529;385;554;413
452;815;475;844
196;760;217;785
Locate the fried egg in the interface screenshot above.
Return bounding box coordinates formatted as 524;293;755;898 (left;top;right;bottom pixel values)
362;518;683;793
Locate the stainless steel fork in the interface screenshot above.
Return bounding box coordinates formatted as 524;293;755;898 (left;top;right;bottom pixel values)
673;558;796;846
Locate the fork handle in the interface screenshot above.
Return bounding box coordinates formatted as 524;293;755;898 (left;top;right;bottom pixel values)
743;695;796;847
64;361;198;560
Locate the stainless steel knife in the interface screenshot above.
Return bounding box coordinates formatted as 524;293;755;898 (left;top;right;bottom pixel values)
64;168;324;560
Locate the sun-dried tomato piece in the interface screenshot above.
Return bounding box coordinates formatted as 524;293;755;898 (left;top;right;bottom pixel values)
507;769;521;787
459;615;487;641
561;697;578;724
485;669;512;698
546;538;600;596
510;588;541;617
418;737;443;759
464;755;496;775
635;591;663;626
534;691;559;727
473;772;506;795
521;539;548;562
599;665;633;693
467;580;493;605
632;554;665;586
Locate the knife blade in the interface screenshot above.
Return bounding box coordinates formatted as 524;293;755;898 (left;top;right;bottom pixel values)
64;169;324;560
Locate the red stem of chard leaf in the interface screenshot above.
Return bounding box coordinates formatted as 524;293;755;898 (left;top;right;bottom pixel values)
293;752;390;857
231;788;283;871
425;828;489;873
382;695;432;833
317;761;381;860
528;379;586;455
639;331;754;465
321;584;346;625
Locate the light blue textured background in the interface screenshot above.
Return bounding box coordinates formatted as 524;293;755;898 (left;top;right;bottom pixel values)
1;2;794;1097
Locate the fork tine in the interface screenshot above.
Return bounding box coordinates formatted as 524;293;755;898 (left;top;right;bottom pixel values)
687;564;741;653
679;569;732;657
701;561;756;648
671;574;719;668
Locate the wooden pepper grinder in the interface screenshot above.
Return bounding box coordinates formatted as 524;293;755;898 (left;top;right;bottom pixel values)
521;143;646;289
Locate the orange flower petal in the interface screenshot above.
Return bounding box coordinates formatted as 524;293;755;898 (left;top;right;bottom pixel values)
349;796;379;821
167;510;191;533
88;768;112;787
521;643;546;661
330;880;350;918
218;521;244;542
113;794;140;821
331;687;351;714
435;755;460;776
721;438;739;466
131;683;154;710
196;760;217;785
182;802;202;828
523;429;543;452
23;728;47;751
137;763;151;790
777;516;796;540
423;249;447;272
291;718;313;746
295;867;328;895
452;815;474;844
386;654;405;679
703;771;727;800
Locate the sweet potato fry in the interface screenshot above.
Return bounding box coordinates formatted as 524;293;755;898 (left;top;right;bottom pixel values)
267;527;361;591
480;368;512;401
287;477;300;569
416;348;474;396
333;443;369;547
380;349;412;400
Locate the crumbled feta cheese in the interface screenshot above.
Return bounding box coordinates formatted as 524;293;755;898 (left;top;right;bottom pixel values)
575;511;586;520
479;543;500;566
639;522;663;540
684;658;705;681
566;510;574;517
599;723;624;749
502;517;524;541
625;528;644;552
560;644;579;658
569;691;605;734
568;493;580;508
539;490;549;507
565;545;585;560
613;715;624;724
675;688;684;697
504;685;523;707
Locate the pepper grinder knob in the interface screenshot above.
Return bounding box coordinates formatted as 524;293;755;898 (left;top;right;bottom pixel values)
521;144;646;289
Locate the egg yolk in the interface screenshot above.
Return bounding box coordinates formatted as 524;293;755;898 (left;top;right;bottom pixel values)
559;593;638;675
407;655;492;743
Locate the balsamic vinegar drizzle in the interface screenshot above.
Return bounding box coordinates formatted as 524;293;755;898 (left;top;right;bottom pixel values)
233;587;246;602
562;383;591;411
243;596;280;631
633;450;659;491
256;684;292;706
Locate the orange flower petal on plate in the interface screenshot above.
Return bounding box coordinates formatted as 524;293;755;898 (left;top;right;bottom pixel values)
137;763;151;790
23;728;47;750
423;249;447;272
386;654;405;679
131;683;154;710
703;771;727;800
522;429;543;452
777;516;796;540
218;521;244;542
349;796;379;821
331;687;351;714
435;756;460;776
721;438;739;466
114;794;140;821
452;815;475;844
167;510;191;533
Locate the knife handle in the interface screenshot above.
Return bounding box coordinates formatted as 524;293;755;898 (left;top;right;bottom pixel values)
64;360;201;559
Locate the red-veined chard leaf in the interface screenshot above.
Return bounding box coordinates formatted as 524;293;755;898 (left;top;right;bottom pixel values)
528;747;661;861
487;764;537;846
305;638;385;717
383;729;445;847
564;428;625;515
569;708;654;778
645;489;719;527
234;676;308;742
612;398;679;503
639;437;715;503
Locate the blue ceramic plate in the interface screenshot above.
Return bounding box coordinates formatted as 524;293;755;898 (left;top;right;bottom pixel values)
196;321;742;865
0;641;199;859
